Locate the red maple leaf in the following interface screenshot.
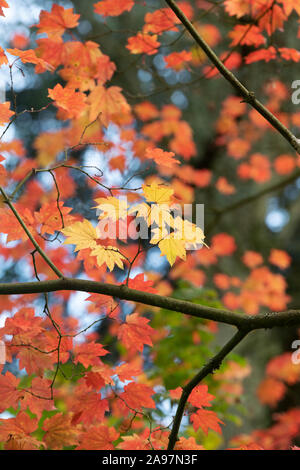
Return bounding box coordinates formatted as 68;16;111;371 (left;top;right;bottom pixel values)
190;409;224;434
94;0;134;17
121;382;155;410
118;313;154;354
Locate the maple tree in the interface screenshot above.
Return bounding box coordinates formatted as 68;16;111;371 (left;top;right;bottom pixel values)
1;0;300;451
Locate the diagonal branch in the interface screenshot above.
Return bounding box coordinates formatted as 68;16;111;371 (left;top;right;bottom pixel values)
0;186;64;279
167;328;249;450
164;0;300;154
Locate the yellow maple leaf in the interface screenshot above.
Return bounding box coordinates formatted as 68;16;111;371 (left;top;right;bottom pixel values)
142;183;173;204
61;219;97;251
158;235;186;266
91;245;125;271
172;216;206;248
94;196;128;221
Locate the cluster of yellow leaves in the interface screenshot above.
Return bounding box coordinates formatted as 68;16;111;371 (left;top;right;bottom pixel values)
61;219;125;271
62;182;205;270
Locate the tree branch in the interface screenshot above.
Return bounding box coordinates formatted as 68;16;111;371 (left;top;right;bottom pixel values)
0;186;64;279
164;0;300;154
167;328;249;450
0;277;300;330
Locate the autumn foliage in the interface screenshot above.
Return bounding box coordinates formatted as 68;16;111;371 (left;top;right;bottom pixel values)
0;0;300;451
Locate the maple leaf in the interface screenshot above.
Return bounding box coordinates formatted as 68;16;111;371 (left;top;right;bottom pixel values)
7;48;53;70
224;0;252;18
157;235;186;266
94;0;134;17
88;84;130;126
0;101;14;126
48;84;86;119
34;4;80;39
0;411;40;450
118;313;154;353
164;50;192;71
190;409;224;434
278;0;300;16
77;425;119;450
0;371;21;412
34;202;75;235
127;273;157;293
94;54;117;84
71;386;109;425
245;46;277;64
20;377;54;417
85;363;115;390
175;436;204;450
258;5;287;36
94;196;128;221
145;147;180;167
115;362;142;382
17;342;55;377
61;219;98;251
142;182;174;204
118;434;150;450
74;341;109;368
121;382;155;410
2;307;44;337
42;413;79;450
143;8;179;34
188;384;215;408
126;33;160;55
90;244;126;271
228;25;266;48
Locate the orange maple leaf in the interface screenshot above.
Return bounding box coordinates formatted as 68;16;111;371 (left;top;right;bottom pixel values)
145;147;180;167
175;436;205;450
164;50;192;71
94;0;134;17
88;84;130;126
0;371;21;412
48;84;86;119
74;341;109;368
77;425;119;450
118;313;154;353
121;382;155;410
190;409;224;434
0;411;40;450
34;4;80;39
7;48;53;70
188;384;215;408
42;413;79;449
126;33;160;55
